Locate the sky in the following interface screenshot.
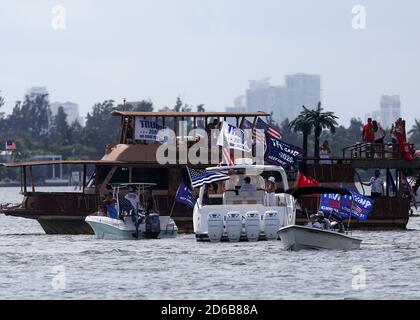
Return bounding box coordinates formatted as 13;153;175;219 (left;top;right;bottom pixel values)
0;0;419;127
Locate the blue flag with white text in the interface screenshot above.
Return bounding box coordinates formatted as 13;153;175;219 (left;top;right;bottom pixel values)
175;181;196;209
339;184;374;221
264;135;303;168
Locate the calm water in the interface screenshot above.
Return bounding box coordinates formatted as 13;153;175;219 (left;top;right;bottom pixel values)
1;186;420;300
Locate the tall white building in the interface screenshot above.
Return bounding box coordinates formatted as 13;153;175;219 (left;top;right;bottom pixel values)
285;73;321;119
50;101;84;126
244;74;321;125
380;95;401;129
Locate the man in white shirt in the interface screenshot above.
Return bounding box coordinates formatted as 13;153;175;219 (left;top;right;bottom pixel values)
364;169;384;198
125;187;143;212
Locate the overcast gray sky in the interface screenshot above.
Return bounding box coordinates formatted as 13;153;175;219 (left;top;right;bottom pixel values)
0;0;419;127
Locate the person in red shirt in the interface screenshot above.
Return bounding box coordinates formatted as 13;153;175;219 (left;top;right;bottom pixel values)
362;118;375;142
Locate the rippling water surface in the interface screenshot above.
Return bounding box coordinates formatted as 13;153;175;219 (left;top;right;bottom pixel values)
1;187;420;300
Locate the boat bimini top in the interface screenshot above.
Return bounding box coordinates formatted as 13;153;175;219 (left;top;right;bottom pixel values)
285;186;352;199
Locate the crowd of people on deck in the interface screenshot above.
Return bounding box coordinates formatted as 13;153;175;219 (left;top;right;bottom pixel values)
361;117;416;159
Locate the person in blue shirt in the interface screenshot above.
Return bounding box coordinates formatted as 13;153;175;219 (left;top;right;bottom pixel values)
103;192;118;219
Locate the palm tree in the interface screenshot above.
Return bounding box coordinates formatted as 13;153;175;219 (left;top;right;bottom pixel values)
289;110;312;157
408;119;420;146
302;102;338;158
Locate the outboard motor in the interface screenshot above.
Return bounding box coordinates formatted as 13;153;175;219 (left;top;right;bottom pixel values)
264;211;280;241
207;213;223;242
245;211;260;242
226;212;242;242
145;213;161;239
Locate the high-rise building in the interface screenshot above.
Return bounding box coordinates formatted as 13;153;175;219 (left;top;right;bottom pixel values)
27;86;48;96
50;101;84;125
244;74;321;125
380;95;401;129
285;73;321;119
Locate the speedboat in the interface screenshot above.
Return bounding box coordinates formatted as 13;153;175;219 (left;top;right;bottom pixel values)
193;161;296;242
277;186;362;251
85;183;178;240
278;225;362;251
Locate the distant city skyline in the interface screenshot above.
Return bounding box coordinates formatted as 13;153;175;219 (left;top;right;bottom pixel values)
365;95;402;129
0;1;419;128
227;74;321;125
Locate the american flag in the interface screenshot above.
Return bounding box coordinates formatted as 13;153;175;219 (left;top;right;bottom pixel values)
187;167;230;188
255;118;283;140
221;145;235;166
241;118;265;145
354;205;363;214
5;140;16;150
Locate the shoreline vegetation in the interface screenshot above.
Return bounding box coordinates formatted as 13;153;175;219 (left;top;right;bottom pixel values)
1;91;420;182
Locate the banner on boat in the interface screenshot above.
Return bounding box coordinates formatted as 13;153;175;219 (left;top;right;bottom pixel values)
264;136;303;168
319;193;341;214
135;118;167;142
217;122;251;152
339;184;374;221
318;186;374;221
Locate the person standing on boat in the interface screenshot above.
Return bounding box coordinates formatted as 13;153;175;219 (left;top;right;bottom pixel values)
103;192;118;219
319;140;332;165
362;118;375;143
363;169;384;198
265;176;277;206
125;186;143;213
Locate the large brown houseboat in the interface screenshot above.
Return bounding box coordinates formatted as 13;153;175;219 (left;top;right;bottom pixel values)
0;111;269;234
1;111;419;233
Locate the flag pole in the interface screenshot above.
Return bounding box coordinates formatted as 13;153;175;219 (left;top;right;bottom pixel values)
170;182;181;219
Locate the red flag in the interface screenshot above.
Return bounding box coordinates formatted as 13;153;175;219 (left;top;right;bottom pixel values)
295;173;320;188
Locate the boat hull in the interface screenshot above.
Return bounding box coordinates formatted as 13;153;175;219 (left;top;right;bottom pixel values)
278;225;362;251
85;216;178;240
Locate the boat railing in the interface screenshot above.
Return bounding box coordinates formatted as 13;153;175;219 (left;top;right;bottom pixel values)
342;142;415;160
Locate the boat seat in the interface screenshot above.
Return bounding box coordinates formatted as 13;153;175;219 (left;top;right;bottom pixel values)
223;190;265;205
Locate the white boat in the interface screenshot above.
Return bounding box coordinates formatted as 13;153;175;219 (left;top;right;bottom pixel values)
85;183;178;240
277;186;362;251
193;161;296;242
278;225;362;251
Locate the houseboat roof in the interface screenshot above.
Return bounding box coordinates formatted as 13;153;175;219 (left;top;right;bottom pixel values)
0;159;126;168
112;111;270;117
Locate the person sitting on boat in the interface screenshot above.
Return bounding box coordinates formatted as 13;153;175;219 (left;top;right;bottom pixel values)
314;211;331;230
91;204;107;217
265;176;277;206
240;177;256;192
103;192;119;220
305;214;317;227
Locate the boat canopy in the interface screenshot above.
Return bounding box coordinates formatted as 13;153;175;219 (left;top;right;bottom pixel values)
112;111;269;118
109;182;157;188
285;186;352;198
0;159;124;168
206;164;287;174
